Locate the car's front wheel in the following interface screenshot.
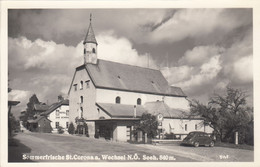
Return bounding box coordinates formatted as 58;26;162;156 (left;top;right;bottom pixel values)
194;141;199;147
209;141;214;147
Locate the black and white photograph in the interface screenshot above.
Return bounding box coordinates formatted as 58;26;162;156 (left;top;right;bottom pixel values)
1;1;259;166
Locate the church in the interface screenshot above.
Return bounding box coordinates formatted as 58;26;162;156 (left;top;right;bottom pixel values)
68;15;212;142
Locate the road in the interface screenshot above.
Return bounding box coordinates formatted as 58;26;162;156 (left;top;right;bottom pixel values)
8;132;253;162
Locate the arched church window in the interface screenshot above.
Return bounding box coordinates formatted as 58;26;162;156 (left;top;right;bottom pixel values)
92;48;96;53
137;98;142;105
115;96;121;104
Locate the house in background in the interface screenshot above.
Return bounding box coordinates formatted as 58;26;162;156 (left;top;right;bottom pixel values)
32;103;49;117
27;115;52;133
41;99;69;133
68;16;213;142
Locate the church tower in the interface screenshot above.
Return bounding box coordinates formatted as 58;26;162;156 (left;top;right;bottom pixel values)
83;14;98;64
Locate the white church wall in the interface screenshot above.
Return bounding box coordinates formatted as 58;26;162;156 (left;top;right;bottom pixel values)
69;68;98;123
96;88;189;111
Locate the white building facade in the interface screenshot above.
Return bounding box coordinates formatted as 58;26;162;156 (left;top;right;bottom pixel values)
42;99;70;133
68;16;212;142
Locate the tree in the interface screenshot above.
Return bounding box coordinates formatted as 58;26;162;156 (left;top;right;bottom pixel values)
26;94;40;119
135;113;159;138
21;94;40;127
68;122;75;134
190;87;253;144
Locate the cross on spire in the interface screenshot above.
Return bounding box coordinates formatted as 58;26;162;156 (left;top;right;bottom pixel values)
90;13;92;22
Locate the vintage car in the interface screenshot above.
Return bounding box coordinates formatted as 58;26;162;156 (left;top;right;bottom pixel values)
182;131;214;147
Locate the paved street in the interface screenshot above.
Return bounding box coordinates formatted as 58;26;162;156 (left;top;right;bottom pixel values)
8;132;253;162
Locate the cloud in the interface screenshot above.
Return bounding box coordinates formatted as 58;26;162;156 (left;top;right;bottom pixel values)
8;33;155;117
168;55;222;95
9;9;252;46
97;31;156;68
232;55;253;84
179;45;225;66
146;9;252;44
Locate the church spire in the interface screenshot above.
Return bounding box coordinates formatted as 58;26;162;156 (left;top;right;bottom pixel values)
83;13;98;45
83;14;98;65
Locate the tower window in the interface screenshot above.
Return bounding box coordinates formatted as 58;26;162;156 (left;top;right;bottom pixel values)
92;48;96;53
185;124;188;131
115;96;121;104
137;98;142;105
195;124;197;130
84;48;86;54
80;81;83;90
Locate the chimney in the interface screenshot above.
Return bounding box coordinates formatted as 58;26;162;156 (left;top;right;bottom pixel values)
58;95;64;102
134;105;137;118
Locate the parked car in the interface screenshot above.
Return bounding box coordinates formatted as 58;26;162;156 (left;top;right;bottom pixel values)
182;131;214;147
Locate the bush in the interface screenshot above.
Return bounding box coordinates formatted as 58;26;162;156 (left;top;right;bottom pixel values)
57;126;64;134
68;122;75;134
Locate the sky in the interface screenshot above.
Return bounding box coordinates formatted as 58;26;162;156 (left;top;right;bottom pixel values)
8;9;253;119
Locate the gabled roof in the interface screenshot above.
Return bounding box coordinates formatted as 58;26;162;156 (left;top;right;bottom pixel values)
96;103;146;118
42;99;69;116
83;21;97;45
27;115;51;123
33;104;49;111
144;101;188;118
69;59;186;97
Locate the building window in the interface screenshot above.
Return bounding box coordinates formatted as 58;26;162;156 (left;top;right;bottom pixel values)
137;98;142;105
185;124;187;131
66;122;69;128
92;48;96;53
56;110;59;117
80;81;83;90
86;80;90;88
84;48;86;54
74;84;77;91
56;122;59;129
115;96;121;104
66;110;69;116
80;107;83;118
80;96;83;104
195;124;197;130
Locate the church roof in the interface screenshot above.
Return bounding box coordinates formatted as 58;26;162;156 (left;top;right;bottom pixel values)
82;59;186;97
83;21;97;45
